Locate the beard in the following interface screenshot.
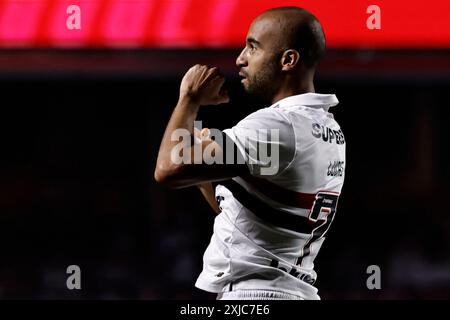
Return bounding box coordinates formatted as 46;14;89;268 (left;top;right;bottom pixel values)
243;62;280;104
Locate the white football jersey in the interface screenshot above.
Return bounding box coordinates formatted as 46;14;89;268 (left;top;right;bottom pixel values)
195;93;346;299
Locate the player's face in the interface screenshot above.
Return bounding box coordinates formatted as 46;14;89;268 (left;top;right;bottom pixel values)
236;16;282;101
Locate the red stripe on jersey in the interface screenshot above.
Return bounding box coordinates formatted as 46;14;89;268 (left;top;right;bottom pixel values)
241;175;317;209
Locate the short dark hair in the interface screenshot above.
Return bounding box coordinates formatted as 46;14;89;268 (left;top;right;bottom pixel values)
267;7;326;68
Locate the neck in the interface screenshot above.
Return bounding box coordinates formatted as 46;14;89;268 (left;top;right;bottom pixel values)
270;71;315;105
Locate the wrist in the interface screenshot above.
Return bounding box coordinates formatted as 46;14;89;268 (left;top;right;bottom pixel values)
178;93;201;108
174;95;201;127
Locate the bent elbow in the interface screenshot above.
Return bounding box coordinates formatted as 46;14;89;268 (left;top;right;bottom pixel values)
154;167;166;185
154;163;183;188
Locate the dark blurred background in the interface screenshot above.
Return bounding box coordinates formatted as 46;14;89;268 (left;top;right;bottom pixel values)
0;48;449;299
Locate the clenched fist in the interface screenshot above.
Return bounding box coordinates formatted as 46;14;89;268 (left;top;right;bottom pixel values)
179;64;230;106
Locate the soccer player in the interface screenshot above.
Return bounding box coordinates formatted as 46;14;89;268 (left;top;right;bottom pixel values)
155;6;346;300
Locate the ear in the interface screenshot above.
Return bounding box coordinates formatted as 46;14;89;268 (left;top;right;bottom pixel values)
280;49;300;71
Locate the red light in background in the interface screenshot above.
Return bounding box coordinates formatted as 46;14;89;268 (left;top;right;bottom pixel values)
0;0;449;48
0;1;46;46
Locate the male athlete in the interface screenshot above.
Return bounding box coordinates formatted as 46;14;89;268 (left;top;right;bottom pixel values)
155;7;345;300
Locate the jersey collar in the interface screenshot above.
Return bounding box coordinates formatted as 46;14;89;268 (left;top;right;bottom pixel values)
271;93;339;112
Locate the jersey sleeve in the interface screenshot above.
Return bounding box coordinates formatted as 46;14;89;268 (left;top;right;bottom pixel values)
222;108;295;177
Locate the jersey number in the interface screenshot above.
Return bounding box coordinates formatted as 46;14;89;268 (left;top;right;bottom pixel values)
309;191;339;222
296;191;340;267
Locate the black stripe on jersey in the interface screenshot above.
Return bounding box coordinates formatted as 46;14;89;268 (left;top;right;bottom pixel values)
219;179;325;234
296;223;328;265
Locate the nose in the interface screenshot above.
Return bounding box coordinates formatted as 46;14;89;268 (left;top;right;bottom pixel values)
236;48;247;68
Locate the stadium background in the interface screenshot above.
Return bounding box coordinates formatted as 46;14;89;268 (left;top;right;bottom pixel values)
0;0;449;299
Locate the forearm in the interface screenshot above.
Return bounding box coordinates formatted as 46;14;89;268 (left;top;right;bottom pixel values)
165;96;199;135
154;64;231;187
155;97;199;177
